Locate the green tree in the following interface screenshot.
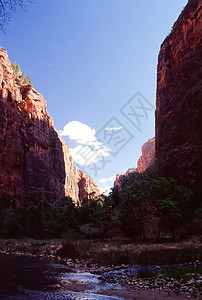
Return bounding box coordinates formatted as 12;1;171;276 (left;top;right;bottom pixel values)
22;71;32;85
42;197;79;238
13;62;21;80
76;196;113;239
119;173;152;239
88;198;111;239
13;62;33;86
3;206;26;238
25;203;42;238
111;172;193;240
149;178;193;240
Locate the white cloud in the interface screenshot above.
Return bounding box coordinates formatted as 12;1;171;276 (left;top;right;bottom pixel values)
70;144;110;166
99;175;116;183
99;186;111;196
59;121;111;166
59;121;97;146
105;126;122;131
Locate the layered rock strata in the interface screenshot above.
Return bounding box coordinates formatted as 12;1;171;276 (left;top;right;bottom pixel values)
77;170;101;199
114;137;155;188
0;47;100;206
155;0;202;197
137;138;155;173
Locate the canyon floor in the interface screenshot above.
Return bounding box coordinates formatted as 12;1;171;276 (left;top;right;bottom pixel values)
0;238;201;299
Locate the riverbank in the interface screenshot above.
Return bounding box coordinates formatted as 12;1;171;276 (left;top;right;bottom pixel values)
0;238;201;299
0;253;198;300
0;237;201;265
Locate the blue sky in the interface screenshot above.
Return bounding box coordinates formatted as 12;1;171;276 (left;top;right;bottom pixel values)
1;0;188;193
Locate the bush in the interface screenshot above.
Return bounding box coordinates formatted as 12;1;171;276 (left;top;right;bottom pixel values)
0;197;80;239
150;178;193;239
163;265;202;281
23;74;32;85
13;62;21;79
13;62;33;86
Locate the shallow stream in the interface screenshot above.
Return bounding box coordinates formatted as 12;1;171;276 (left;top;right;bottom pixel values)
0;254;127;299
0;255;194;300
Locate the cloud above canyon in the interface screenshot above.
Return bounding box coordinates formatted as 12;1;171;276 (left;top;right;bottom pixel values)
59;121;111;166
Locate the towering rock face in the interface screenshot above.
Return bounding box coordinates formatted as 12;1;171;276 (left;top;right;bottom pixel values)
114;138;155;188
77;170;100;199
114;173;124;188
0;47;99;206
59;137;79;204
137;138;155;173
155;0;202;197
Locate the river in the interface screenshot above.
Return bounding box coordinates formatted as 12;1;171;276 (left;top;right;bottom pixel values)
0;255;195;300
0;254;127;299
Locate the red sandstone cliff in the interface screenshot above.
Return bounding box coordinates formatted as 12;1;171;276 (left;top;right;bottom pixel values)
114;173;123;188
137;138;155;173
0;47;100;205
77;170;100;199
114;138;155;187
155;0;202;197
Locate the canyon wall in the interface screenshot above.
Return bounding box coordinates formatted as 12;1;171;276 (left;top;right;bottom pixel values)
114;137;155;187
155;0;202;197
137;138;155;173
77;170;101;199
0;47;99;206
114;174;122;188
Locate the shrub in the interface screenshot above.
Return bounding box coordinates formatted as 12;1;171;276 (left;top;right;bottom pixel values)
163;265;202;281
13;62;33;86
22;71;32;85
13;62;21;79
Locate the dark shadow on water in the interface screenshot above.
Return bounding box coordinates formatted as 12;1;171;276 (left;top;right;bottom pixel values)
0;254;60;296
0;255;124;300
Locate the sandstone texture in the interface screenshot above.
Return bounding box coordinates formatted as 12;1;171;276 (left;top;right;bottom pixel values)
0;47;99;206
114;137;155;188
114;173;123;188
155;0;202;198
137;138;155;173
77;170;100;199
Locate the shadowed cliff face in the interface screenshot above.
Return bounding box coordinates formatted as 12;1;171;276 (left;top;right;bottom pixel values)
155;0;202;197
114;168;137;188
0;48;99;206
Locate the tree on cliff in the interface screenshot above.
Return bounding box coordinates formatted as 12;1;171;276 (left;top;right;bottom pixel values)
0;0;32;32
